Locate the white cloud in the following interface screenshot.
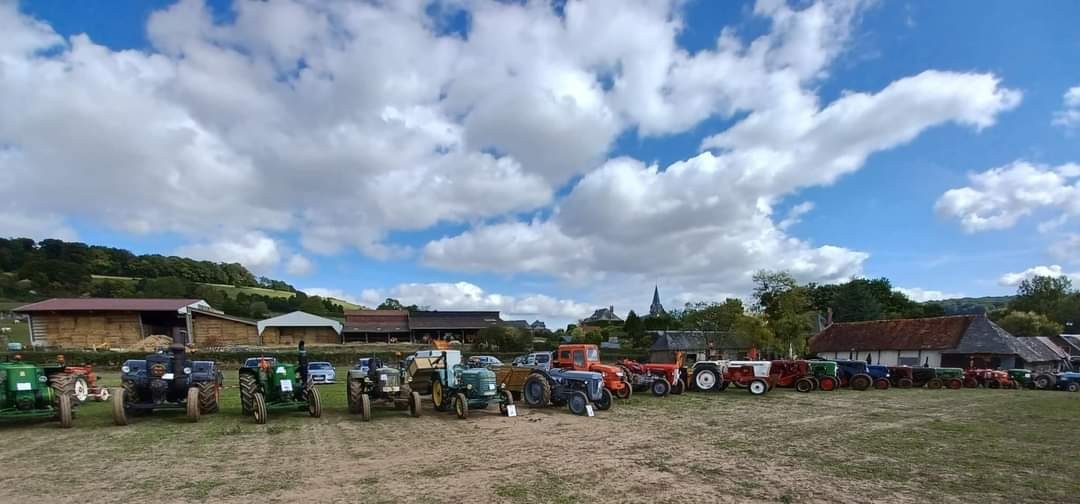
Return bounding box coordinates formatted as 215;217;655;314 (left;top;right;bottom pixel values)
895;287;963;303
998;265;1080;287
301;287;359;305
0;210;77;241
1053;86;1080;130
778;202;815;230
176;232;281;274
285;254;314;276
1049;234;1080;264
936;161;1080;232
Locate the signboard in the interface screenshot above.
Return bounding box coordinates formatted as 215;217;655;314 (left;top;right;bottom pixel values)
585;404;595;417
506;405;517;417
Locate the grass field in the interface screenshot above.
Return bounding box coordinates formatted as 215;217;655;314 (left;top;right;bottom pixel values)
1;372;1078;504
89;275;363;310
0;318;30;346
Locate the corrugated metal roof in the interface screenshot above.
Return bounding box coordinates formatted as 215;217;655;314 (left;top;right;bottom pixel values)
15;298;208;313
343;310;409;332
648;330;751;351
409;311;501;329
342;323;410;333
190;308;257;326
809;315;973;352
257;311;343;335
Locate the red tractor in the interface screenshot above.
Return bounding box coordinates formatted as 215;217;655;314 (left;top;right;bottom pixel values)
56;355;110;403
963;369;1016;389
616;355;687;396
769;360;818;393
553;344;634;399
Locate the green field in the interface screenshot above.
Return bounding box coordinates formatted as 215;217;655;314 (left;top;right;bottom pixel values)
1;373;1077;503
1;318;30;347
89;275;363;311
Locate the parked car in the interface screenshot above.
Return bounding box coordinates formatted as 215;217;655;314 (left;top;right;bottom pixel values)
514;352;552;368
468;355;502;367
307;361;336;384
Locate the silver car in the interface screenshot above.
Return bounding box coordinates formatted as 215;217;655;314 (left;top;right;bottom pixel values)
307;361;336;384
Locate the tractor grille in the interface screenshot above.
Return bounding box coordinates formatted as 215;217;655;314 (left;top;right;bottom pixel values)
150;363;166;377
376;368;401;389
462;370;498;396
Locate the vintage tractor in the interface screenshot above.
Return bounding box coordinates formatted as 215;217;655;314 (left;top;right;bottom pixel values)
866;365;891;390
406;349;512;419
1033;371;1080;392
690;360;773;395
553;344;632;400
616;355;687;396
963;369;1016;389
888;366;915;388
239;342;322;424
347;357;422;420
834;360;873;391
0;358;76;428
808;360;840;391
112;343;222;425
770;360;818;393
1008;368;1035;389
521;366;611;415
933;368;964;389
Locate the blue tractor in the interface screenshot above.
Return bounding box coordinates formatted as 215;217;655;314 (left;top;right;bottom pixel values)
1033;371;1080;392
834;360;873;391
866;364;892;389
521;366;612;415
405;349;513;419
112;343;223;425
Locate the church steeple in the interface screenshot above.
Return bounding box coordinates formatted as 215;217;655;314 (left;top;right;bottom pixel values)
649;285;666;317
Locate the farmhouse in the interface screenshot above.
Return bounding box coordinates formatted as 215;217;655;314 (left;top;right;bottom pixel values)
649;330;754;364
258;310;342;345
810;314;1065;371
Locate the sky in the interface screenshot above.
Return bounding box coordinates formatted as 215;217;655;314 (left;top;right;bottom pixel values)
2;0;1079;328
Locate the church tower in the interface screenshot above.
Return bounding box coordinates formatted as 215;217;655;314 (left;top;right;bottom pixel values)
649;285;666;317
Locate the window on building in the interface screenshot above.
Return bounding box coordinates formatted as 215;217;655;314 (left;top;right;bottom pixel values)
898;356;919;366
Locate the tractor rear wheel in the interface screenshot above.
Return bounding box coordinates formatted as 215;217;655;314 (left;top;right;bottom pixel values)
253;392;268;424
897;378;913;388
568;391;589;415
111;387;128;426
946;378;963;390
71;375;89;404
850;374;872;391
359;393;372;421
964;377;979;388
498;389;514;415
57;393;73;428
307;386;322;418
694;368;719;392
594;388;613;411
927;378;943;389
988;380;1001;389
239;372;257;416
795;377;815;393
186;387;200;422
671;379;685;395
1034;374;1056;390
432;380;447;412
198;382;219;414
522;375;551;407
818;376;838;391
873;378;890;390
48;372;77;403
409;391;422;417
347;379;364;414
748;379;768;396
1068;382;1080;393
453;392;469;419
650;378;671;397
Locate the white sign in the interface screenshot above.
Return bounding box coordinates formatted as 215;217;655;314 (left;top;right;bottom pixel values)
379;375;388;382
16;382;31;391
585;404;595;417
488;384;496;390
161;373;174;380
506;405;517;417
276;366;287;375
280;379;293;392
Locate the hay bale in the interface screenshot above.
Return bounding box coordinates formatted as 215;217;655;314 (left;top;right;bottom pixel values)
131;335;174;352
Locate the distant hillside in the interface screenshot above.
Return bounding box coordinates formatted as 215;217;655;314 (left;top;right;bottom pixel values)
930;296;1013;315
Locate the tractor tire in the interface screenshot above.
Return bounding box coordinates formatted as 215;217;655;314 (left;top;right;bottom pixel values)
1068;382;1080;393
71;375;89;404
650;378;671;397
1034;374;1056;390
432;380;447;412
347;378;364;414
964;377;979;388
498;389;514;415
198;382;219;414
671;379;685;395
694;368;719;392
253;392;268;424
568;391;589;416
873;378;890;390
453;392;469;419
897;378;913;388
48;372;77;403
795;377;815;393
111;387;128;426
186;387;200;423
748;379;768;396
522;374;551;407
988;380;1001;389
409;391;422;418
927;378;943;390
718;381;730;391
818;376;838;392
594;387;613;411
849;374;872;391
359;393;372;422
239;372;257;416
946;378;963;390
57;393;73;429
307;386;322;418
614;383;632;400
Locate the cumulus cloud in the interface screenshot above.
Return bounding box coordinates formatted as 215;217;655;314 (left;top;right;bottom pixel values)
0;210;78;241
1049;234;1080;264
285;254;314;276
895;287;963;303
936;161;1080;232
998;265;1080;287
176;232;282;274
1053;86;1080;130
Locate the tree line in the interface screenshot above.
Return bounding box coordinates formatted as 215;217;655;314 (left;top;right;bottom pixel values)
990;275;1080;336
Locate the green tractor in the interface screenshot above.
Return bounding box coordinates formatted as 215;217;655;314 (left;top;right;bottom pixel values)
0;358;77;428
405;349;513;419
1008;368;1034;389
933;367;964;389
808;360;840;391
239;342;322;424
347;357;422;421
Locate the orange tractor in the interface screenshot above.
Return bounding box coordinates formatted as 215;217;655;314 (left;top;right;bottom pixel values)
553;344;634;399
56;355;110;403
616;353;688;396
963;368;1016;389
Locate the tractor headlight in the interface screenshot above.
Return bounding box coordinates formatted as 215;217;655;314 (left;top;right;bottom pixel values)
467;384;473;390
616;372;624;377
38;375;47;383
184;367;192;375
122;365;130;373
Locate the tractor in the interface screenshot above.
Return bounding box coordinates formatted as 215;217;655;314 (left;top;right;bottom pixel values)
933;368;964;389
866;364;891;390
521;366;611;415
834;360;873;391
553;344;632;400
1008;369;1035;389
347;357;422;420
406;349;512;419
0;357;76;428
808;361;840;391
616;355;687;396
690;360;773;395
770;360;818;393
1033;371;1080;392
963;369;1015;389
239;342;322;424
112;343;222;425
888;366;915;388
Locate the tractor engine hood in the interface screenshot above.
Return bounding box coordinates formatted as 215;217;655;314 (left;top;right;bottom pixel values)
590;363;624;379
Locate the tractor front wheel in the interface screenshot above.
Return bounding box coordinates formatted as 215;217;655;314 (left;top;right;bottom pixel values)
748;379;768;396
946;378;963;390
253;392;268;424
409;391;422;418
453;392;469;419
694;368;719;392
964;377;979;388
594;387;613;411
671;379;685;395
818;376;838;391
111;387;128;426
568;391;589;415
1034;374;1056;390
927;378;943;389
198;381;219;414
432;380;447;412
850;374;872;391
359;393;372;421
347;379;363;414
1068;382;1080;393
307;386;322;418
522;375;551;407
498;389;514;416
795;377;815;393
72;375;89;404
897;378;913;388
239;372;257;416
186;387;200;422
873;378;890;390
57;393;73;428
614;383;632;400
650;378;671;397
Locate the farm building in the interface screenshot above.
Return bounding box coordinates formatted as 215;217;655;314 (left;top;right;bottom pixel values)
810;314;1066;371
14;298;210;348
409;311;501;344
342;310;410;343
649;330;754;364
188;308;259;347
257;310;342;345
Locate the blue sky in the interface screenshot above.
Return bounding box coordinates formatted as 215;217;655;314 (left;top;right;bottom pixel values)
3;0;1080;326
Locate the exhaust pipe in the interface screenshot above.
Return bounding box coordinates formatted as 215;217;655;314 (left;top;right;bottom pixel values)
297;340;309;387
171;343;187;392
